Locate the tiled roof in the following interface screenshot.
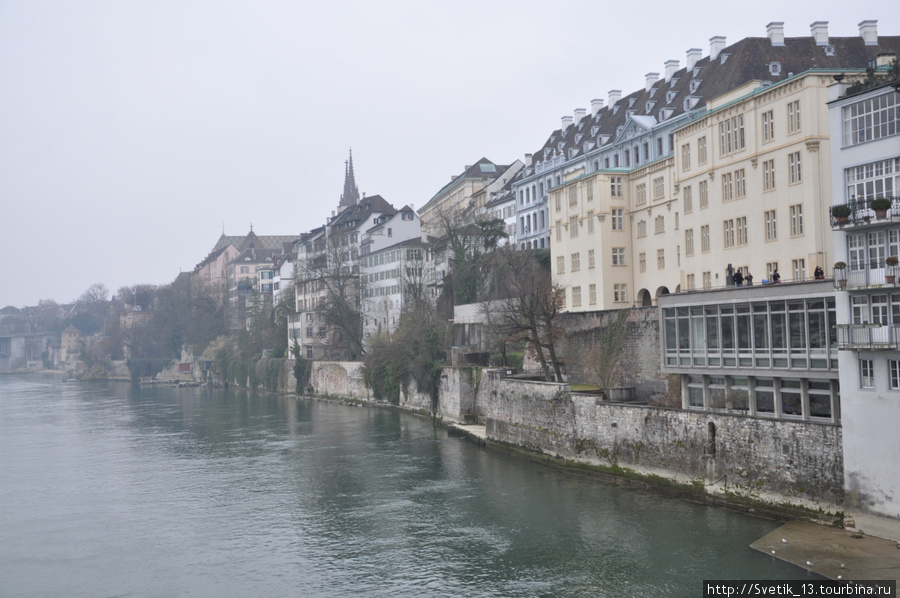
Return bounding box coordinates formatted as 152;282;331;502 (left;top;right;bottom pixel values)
528;35;900;171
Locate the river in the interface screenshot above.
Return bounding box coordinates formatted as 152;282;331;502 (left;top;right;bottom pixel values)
0;376;809;597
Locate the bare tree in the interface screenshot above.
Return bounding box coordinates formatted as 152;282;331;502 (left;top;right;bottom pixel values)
304;236;364;360
483;247;564;382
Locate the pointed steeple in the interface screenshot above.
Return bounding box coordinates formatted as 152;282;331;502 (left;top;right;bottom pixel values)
339;148;360;210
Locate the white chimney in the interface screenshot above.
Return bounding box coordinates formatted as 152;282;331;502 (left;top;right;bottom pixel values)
573;108;587;123
767;22;785;46
710;36;726;61
664;60;679;81
608;89;622;107
686;48;703;70
645;72;659;91
590;98;605;116
525;153;533;166
811;21;829;46
859;20;878;46
561;115;574;131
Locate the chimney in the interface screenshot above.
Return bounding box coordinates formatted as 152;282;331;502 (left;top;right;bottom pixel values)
590;98;605;116
859;20;878;46
876;52;897;67
524;153;533;166
608;89;622;107
710;36;726;61
686;48;703;70
645;72;659;91
561;115;574;131
573;108;587;123
767;22;785;46
811;21;829;46
664;60;679;81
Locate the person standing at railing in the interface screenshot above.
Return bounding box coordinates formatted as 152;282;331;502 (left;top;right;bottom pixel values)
772;269;781;283
814;266;824;280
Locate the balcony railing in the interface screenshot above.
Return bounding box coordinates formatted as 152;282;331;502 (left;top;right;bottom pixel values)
830;196;900;228
836;324;900;350
833;264;900;290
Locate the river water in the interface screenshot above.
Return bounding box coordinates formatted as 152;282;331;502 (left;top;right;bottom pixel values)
0;376;808;597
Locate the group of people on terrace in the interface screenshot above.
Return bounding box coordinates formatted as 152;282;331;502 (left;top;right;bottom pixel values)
731;265;825;287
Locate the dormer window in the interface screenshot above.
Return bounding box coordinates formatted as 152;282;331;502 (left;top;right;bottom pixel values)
591;126;599;136
719;53;730;64
666;90;676;104
659;108;675;121
823;45;835;56
768;61;781;76
645;101;656;113
683;96;699;110
649;88;657;98
689;79;702;93
628;97;636;107
613;104;620;114
575;134;584;143
626;110;635;119
692;66;701;77
669;77;679;88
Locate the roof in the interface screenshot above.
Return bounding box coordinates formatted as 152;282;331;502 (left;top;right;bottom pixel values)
422;157;510;210
524;34;900;176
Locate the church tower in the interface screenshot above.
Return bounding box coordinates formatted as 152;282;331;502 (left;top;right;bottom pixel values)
339;149;360;210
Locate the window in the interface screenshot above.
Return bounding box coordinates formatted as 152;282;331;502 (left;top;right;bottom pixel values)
842;92;899;146
685;229;695;256
240;266;249;274
721;172;733;202
766;262;779;280
572;286;582;307
556;256;565;274
789;151;802;184
568;186;578;207
614;284;627;302
653;177;665;200
681;143;691;170
683;185;693;213
699;180;708;209
787;100;801;134
654;215;665;234
765;210;777;241
589;284;597;305
762;109;774;141
735;169;746;198
792;258;806;280
702;271;711;289
555;221;562;242
587;210;595;234
586;182;594;202
860;359;874;389
763;159;775;191
611;208;624;230
636;183;647;205
569;252;580;272
697;136;707;164
610;177;623;197
637;220;647;238
639;252;646;273
612;248;626;266
701;225;710;252
657;249;665;269
686;274;695;290
569;216;578;239
718;114;745;155
555;192;561;212
890;360;900;390
588;249;595;269
790;204;804;236
723;219;735;248
737;217;747;246
844;158;899;200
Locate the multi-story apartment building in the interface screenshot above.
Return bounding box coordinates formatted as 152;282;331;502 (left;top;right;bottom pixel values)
360;238;427;342
418;158;519;236
828;63;900;518
530;21;899;313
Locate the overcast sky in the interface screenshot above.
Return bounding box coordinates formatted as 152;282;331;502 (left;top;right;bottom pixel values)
1;0;895;307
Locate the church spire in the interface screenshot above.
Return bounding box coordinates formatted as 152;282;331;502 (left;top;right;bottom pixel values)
339;148;360;210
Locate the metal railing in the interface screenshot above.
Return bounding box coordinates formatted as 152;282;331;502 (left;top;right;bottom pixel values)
830;196;900;228
836;324;900;350
833;264;900;290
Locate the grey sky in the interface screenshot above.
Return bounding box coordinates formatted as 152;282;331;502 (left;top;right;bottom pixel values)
1;0;895;307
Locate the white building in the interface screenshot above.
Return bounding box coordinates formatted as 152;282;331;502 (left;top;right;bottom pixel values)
828;61;900;519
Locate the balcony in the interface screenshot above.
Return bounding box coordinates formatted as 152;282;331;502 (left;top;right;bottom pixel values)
837;324;900;351
830;196;900;229
833;264;900;291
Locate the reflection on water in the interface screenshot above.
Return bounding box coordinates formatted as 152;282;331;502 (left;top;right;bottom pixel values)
0;377;808;597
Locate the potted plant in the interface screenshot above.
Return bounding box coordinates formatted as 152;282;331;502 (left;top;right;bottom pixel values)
831;204;852;225
834;262;848;288
871;197;892;219
886;256;899;283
